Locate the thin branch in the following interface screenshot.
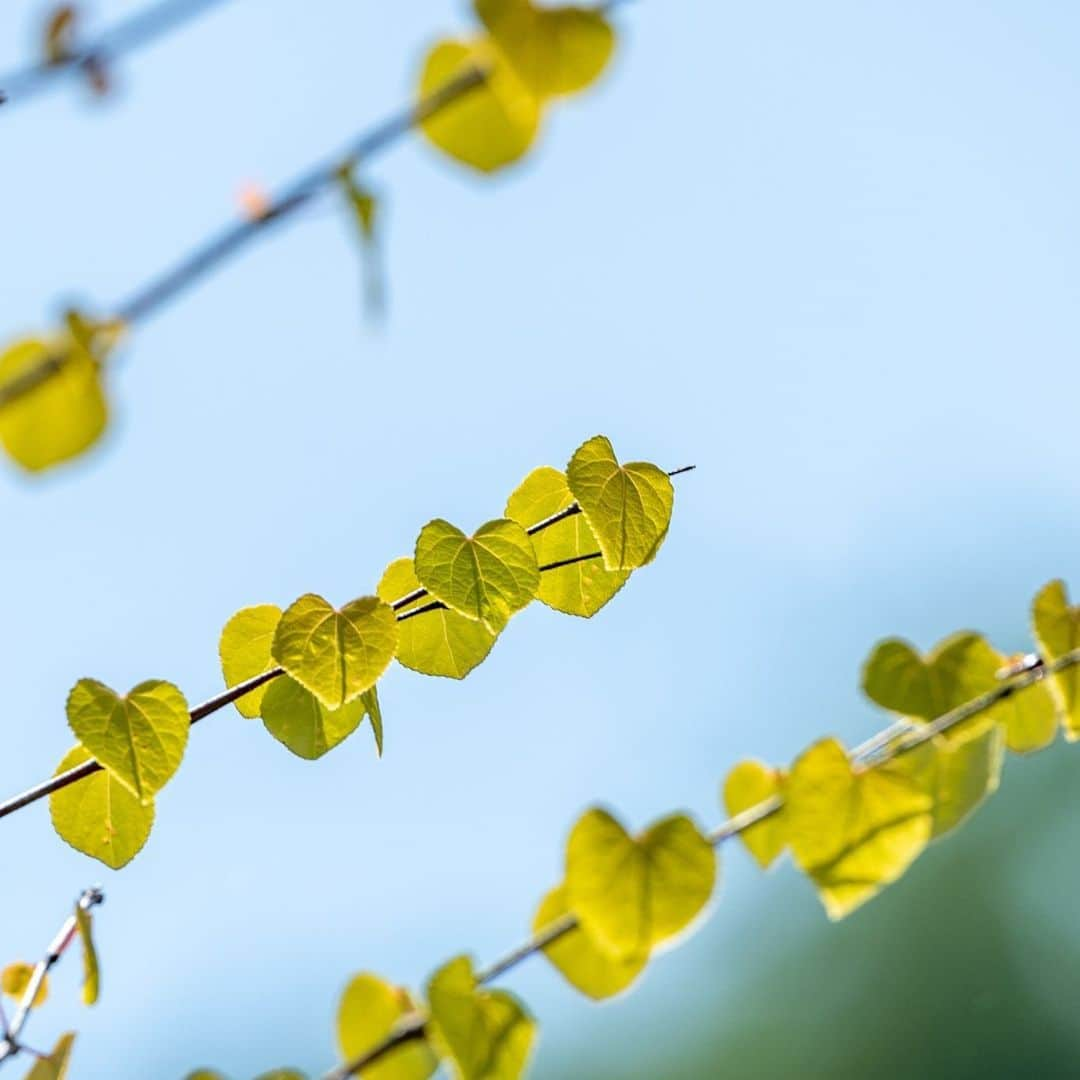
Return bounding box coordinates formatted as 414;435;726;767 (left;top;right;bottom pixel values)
321;649;1079;1079
0;465;693;820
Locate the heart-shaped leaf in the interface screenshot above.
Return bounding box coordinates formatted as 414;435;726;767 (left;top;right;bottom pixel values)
337;973;437;1080
414;519;539;634
475;0;615;97
260;676;369;761
418;39;541;174
426;955;535;1080
378;557;497;679
533;885;646;1000
566;436;674;571
504;466;629;618
219;603;283;718
24;1032;75;1080
49;744;155;869
564;808;716;958
786;738;935;919
74;903;99;1006
272;593;398;710
1032;578;1080;740
66;678;189;802
722;760;787;869
2;962;47;1006
861;631;1057;754
922;722;1004;839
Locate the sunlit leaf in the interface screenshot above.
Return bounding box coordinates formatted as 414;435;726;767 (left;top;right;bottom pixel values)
271;594;398;709
74;903;99;1005
219;604;282;718
414;519;538;634
921;722;1005;839
504;466;628;617
1032;578;1080;740
337;972;437;1080
565;436;674;571
533;885;646;1000
1;963;47;1006
66;678;189;802
182;1072;227;1080
564;808;715;958
363;685;384;757
261;676;367;760
23;1032;75;1080
426;955;535;1080
722;760;787;869
253;1072;307;1080
49;744;155;869
418;38;541;173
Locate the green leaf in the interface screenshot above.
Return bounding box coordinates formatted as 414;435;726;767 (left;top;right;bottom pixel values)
426;956;535;1080
271;594;398;709
253;1072;307;1080
218;604;282;718
532;885;646;1000
377;557;496;679
922;722;1005;839
0;335;107;472
261;676;368;760
418;38;541;173
182;1073;228;1080
786;738;934;920
1032;578;1080;740
337;972;437;1080
49;744;155;869
414;519;539;634
504;466;628;617
564;808;716;958
363;685;384;757
23;1032;75;1080
475;0;615;97
66;678;189;802
336;165;385;320
861;631;1057;754
74;903;100;1005
722;760;787;869
565;436;674;571
2;962;47;1006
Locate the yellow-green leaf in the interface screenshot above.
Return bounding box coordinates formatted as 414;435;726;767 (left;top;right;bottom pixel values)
426;956;535;1080
66;678;189;802
475;0;615;97
74;903;99;1005
922;722;1005;839
219;604;282;718
378;557;496;679
414;519;539;634
533;885;646;1000
253;1072;307;1080
49;744;155;869
261;676;368;760
504;466;628;617
337;973;437;1080
336;166;385;320
722;760;787;869
1032;578;1080;740
271;594;398;709
363;685;384;757
786;737;934;920
2;963;47;1006
0;335;107;472
564;808;715;958
183;1073;227;1080
418;38;541;173
565;436;674;571
24;1032;75;1080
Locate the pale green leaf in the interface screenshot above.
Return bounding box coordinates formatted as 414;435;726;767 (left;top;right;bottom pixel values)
337;973;437;1080
261;676;367;760
922;722;1005;839
722;760;787;869
219;604;282;718
1032;578;1080;740
74;903;99;1005
362;685;384;757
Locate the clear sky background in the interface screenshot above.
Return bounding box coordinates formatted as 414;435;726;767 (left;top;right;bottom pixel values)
2;1;1080;1077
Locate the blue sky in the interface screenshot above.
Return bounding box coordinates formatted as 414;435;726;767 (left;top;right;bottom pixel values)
2;1;1080;1076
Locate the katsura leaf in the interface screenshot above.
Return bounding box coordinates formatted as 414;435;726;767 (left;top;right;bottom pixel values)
362;686;384;757
260;676;368;761
1032;578;1080;740
219;604;282;718
722;760;787;869
23;1032;75;1080
922;722;1005;839
74;903;100;1005
1;963;47;1007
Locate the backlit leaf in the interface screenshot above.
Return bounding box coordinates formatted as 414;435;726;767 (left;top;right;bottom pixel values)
49;744;155;869
922;722;1005;839
722;760;787;869
1032;578;1080;740
66;678;189;802
74;903;99;1005
504;466;628;617
564;808;715;958
414;519;538;634
261;676;368;760
363;685;384;757
2;963;47;1007
272;594;398;709
219;604;282;718
24;1032;75;1080
378;557;496;679
565;436;674;571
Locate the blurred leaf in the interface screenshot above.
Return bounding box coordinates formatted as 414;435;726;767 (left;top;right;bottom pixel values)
426;955;535;1080
504;466;628;617
23;1032;75;1080
182;1072;228;1080
253;1072;307;1080
218;604;283;719
377;557;496;679
271;594;398;709
1;963;47;1006
49;744;155;869
336;165;386;321
260;676;367;760
66;678;189;802
566;435;674;571
564;808;716;958
533;885;646;1000
414;519;538;634
336;972;437;1080
923;722;1005;839
74;903;99;1005
722;760;787;869
43;5;77;64
1032;578;1080;740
